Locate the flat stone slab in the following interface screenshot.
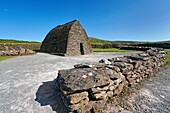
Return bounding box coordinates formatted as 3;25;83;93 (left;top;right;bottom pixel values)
58;68;111;92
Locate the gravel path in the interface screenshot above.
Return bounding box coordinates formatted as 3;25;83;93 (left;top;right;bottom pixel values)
108;66;170;113
0;52;137;113
130;66;170;113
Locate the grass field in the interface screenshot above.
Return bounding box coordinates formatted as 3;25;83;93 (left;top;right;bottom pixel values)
0;56;15;61
166;49;170;65
0;39;40;44
92;48;136;52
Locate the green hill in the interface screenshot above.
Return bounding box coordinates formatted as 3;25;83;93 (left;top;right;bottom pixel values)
89;37;112;45
0;39;40;44
89;37;148;45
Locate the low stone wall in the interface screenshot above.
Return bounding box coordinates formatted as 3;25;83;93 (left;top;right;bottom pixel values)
56;48;167;113
0;47;35;56
119;46;151;51
0;43;41;51
132;43;170;49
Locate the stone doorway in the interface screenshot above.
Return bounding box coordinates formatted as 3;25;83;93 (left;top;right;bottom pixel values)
80;43;84;55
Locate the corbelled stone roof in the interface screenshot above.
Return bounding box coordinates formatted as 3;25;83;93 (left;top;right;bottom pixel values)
47;19;78;38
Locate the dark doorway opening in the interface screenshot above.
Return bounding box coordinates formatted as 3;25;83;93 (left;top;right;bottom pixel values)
80;43;84;55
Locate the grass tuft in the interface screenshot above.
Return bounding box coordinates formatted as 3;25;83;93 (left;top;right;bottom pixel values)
165;49;170;65
0;56;15;61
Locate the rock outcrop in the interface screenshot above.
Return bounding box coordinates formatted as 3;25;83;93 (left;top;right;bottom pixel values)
56;48;167;113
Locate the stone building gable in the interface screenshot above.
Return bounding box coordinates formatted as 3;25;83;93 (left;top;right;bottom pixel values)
40;20;93;56
66;20;92;56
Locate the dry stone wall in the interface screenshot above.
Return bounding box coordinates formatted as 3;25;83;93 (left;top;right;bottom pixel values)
56;48;167;113
0;43;41;51
0;44;39;56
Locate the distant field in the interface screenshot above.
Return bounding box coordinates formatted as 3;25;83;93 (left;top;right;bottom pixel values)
166;49;170;65
92;48;136;52
0;39;40;44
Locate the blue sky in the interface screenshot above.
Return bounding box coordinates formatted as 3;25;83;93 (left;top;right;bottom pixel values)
0;0;170;42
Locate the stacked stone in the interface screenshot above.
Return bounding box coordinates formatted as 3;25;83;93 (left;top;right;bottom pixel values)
0;43;41;51
56;48;167;113
0;46;35;56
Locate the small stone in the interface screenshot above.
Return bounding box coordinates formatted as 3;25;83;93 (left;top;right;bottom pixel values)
113;82;125;95
82;75;87;78
112;66;120;72
69;97;89;111
109;86;115;91
94;68;97;70
99;59;112;65
139;53;149;57
88;72;93;76
68;92;88;104
93;91;107;99
107;91;113;97
89;65;93;67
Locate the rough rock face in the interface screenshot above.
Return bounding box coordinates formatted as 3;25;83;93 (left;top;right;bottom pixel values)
40;20;93;56
56;48;167;113
0;46;35;56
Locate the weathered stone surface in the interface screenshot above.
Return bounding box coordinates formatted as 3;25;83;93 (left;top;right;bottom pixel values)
71;101;94;113
92;99;107;113
19;47;26;55
113;62;126;68
40;20;93;56
112;56;129;63
74;63;106;69
109;65;121;72
134;61;142;69
74;63;93;68
69;97;89;111
138;52;149;57
129;55;150;61
91;91;107;99
58;68;111;93
99;59;112;65
67;92;88;104
113;82;125;95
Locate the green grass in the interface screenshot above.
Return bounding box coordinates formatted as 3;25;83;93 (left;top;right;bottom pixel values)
165;49;170;65
89;37;112;45
92;48;136;52
0;56;15;61
0;39;40;44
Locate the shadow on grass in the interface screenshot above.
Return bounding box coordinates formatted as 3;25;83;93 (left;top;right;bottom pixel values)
35;79;69;113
